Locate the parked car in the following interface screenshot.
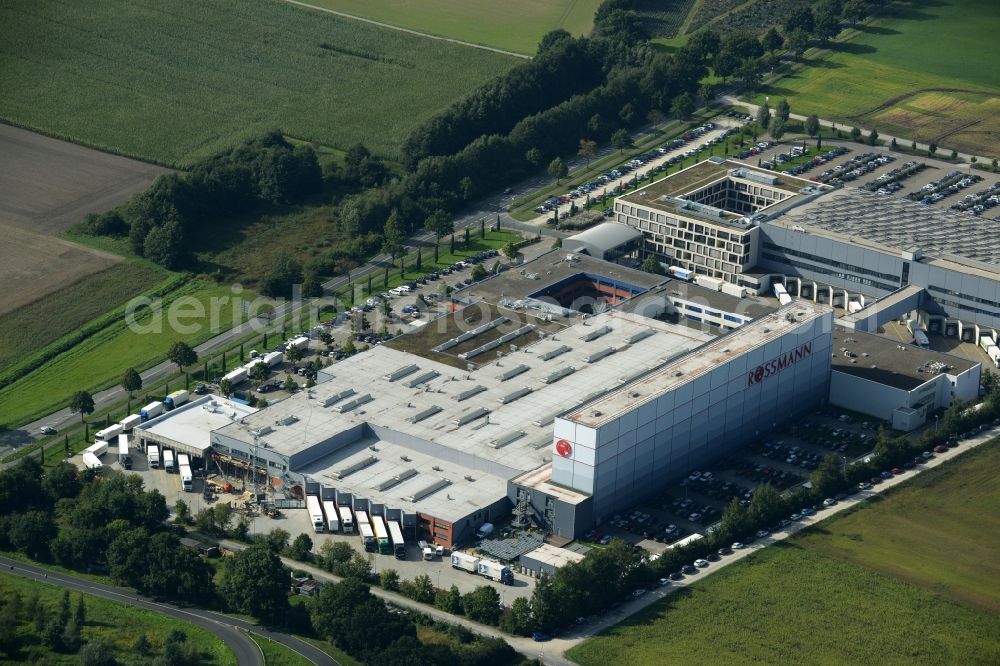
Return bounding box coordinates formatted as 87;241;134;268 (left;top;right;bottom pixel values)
532;632;550;642
39;425;57;435
694;559;710;568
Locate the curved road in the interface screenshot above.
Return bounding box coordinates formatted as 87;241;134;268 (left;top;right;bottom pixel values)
0;555;337;666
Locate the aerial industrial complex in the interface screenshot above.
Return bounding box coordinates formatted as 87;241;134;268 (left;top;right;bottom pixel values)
615;157;1000;336
124;158;990;551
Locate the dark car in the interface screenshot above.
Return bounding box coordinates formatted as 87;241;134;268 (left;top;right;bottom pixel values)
122;456;133;470
532;632;550;642
669;571;684;581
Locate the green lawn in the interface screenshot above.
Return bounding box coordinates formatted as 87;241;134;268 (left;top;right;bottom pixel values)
799;441;1000;614
0;280;256;429
569;441;1000;665
0;573;236;665
752;0;1000;156
249;633;312;666
0;0;516;165
287;0;605;55
0;263;169;375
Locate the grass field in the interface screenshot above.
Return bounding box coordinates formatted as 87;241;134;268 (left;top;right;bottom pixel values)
800;441;1000;614
569;441;1000;665
753;0;1000;157
286;0;605;55
0;573;236;665
0;262;168;373
0;0;516;165
0;279;254;429
249;633;312;666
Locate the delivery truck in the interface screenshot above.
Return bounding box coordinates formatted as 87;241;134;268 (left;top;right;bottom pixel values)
118;414;142;433
286;336;309;351
451;552;513;584
163;449;175;472
359;523;376;552
85;440;109;458
140;401;164;421
148;444;160;468
82;451;103;470
263;351;284;367
306;495;325;533
164;390;190;410
322;500;340;532
337;505;354;534
222;367;248;386
95;423;123;443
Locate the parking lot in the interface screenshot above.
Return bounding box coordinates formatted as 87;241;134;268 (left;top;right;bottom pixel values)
527;117;744;226
744;141;1000;219
581;407;880;552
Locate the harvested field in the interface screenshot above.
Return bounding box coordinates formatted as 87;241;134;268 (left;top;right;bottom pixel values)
0;124;169;315
0;124;167;235
0;225;122;316
866;90;1000;158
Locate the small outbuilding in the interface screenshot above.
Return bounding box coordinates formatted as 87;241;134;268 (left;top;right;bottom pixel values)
519;543;586;577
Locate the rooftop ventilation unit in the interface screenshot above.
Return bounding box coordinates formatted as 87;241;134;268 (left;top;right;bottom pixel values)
730;167;779;186
250;425;273;437
432;316;510;352
541;345;572;361
455;385;487;402
408;405;442;423
499;387;533;404
499;364;530;381
626;329;655;344
405;370;440;388
334;393;373;413
586;347;616;364
533;410;563;427
384;364;419;382
461;324;536;360
377;468;418;492
543;366;576;384
581;325;612;342
403;479;452;503
333;455;378;479
452;407;490;426
320;388;356;407
490;430;526;449
276;415;298;426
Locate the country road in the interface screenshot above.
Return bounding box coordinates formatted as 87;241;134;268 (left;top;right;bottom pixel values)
0;555;338;665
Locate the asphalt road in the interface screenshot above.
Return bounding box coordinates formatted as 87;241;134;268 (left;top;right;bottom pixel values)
0;555;338;666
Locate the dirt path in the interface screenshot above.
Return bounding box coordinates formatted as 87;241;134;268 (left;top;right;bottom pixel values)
279;0;531;59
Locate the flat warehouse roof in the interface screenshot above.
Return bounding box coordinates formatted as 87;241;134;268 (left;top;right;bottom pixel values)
522;543;585;568
830;329;978;391
567;301;832;427
298;435;509;524
138;395;258;456
216;310;713;473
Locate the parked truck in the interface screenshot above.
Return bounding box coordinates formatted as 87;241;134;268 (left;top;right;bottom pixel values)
163;449;175;472
988;345;1000;368
388;520;405;559
164;390;190;410
286;336;309;351
475;522;494;539
82;451;103;470
85;440;109;458
322;500;340;532
359;522;376;552
95;423;123;443
118;414;142;433
450;552;479;573
477;559;514;585
263;351;284;367
337;505;354;533
147;444;160;468
306;495;325;533
140;401;164;421
980;335;996;353
222;367;247;386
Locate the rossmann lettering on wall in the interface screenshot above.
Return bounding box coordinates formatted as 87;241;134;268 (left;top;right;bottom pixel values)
747;342;812;387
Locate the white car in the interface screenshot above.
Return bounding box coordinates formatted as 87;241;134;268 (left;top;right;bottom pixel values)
694;559;710;568
731;542;745;550
40;425;57;435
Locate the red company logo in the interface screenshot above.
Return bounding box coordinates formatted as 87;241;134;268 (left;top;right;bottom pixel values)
747;342;813;387
555;439;573;458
